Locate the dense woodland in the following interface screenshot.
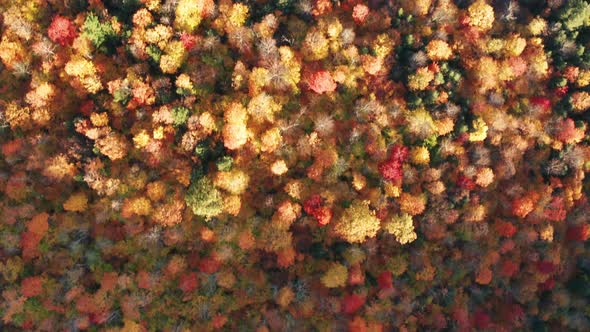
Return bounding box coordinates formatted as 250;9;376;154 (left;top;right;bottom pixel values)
0;0;589;331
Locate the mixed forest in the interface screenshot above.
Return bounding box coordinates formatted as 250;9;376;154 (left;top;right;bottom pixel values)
0;0;590;331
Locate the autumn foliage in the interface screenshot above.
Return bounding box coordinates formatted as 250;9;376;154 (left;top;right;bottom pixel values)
48;16;77;46
306;69;337;94
378;144;409;183
0;0;589;331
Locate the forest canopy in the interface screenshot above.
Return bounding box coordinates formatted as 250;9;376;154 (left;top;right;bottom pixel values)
0;0;589;331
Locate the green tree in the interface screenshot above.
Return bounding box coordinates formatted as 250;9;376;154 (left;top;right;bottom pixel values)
185;177;223;220
172;106;190;127
82;12;117;51
558;0;590;31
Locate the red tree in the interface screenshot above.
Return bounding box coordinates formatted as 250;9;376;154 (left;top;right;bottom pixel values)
566;224;589;241
21;276;43;298
48;16;77;46
179;272;199;293
307;70;337;94
303;194;332;226
342;293;365;314
378;144;409;183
